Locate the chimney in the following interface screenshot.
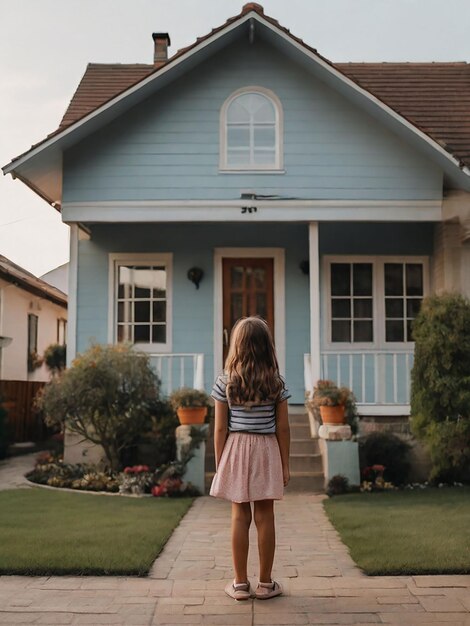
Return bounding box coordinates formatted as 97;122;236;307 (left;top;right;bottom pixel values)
152;33;171;68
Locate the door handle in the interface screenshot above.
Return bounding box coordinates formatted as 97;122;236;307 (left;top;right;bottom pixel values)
223;328;229;347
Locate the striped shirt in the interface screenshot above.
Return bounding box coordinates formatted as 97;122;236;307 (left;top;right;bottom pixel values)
211;374;291;434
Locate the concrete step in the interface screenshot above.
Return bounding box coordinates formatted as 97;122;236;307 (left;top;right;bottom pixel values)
285;471;324;493
288;413;310;426
290;438;319;454
289;453;323;473
288;423;311;439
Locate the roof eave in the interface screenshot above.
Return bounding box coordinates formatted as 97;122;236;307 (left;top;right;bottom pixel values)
0;268;67;308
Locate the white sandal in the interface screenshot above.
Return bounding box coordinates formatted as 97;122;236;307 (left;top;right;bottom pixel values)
224;579;252;601
255;579;283;599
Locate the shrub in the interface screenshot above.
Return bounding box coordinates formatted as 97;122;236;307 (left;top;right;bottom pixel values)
410;292;470;482
43;343;66;375
120;399;179;468
359;431;411;485
326;474;349;496
424;419;470;483
146;400;179;465
36;343;161;471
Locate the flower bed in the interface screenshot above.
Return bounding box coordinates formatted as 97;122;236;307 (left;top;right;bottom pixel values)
26;451;200;497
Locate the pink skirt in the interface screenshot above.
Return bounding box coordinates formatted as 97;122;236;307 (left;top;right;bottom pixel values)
209;431;284;503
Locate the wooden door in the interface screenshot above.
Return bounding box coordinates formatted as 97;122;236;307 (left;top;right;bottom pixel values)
222;258;274;363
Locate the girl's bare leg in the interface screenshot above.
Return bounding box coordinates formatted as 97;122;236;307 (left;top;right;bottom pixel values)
253;499;275;582
231;502;252;583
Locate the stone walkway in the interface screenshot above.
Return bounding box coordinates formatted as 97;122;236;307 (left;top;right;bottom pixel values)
0;455;469;624
0;451;37;490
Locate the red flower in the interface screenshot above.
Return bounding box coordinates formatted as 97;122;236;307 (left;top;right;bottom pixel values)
371;464;385;472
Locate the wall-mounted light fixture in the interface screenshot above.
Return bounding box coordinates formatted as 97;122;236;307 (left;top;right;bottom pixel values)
187;267;204;289
299;260;309;275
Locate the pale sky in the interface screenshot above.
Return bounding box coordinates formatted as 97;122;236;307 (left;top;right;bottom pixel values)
1;0;470;277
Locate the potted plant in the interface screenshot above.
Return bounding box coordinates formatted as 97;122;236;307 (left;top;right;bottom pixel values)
311;379;350;425
169;387;212;425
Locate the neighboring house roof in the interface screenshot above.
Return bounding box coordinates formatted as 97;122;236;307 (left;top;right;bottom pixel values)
3;2;470;206
0;256;67;308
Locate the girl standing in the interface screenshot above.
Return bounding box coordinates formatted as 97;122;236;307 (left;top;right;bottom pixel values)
209;316;291;601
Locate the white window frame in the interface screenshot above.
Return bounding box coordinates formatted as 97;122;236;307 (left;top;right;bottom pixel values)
108;253;173;353
219;86;284;172
322;255;430;351
57;317;67;345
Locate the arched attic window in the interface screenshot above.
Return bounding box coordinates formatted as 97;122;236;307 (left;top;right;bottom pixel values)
220;87;283;171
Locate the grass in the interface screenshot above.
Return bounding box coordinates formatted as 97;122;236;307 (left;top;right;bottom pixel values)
0;487;194;576
323;486;470;575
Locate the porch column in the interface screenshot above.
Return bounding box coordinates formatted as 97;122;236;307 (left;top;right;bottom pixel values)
309;222;321;386
66;223;79;366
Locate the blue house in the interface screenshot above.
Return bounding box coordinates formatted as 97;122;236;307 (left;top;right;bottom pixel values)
3;4;470;462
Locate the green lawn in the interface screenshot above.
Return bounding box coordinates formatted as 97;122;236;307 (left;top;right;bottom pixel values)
0;488;194;576
323;487;470;575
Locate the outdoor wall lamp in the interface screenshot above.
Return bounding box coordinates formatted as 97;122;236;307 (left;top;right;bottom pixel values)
187;267;204;289
299;260;309;275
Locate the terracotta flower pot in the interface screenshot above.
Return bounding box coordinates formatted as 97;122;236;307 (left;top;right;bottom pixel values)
319;404;346;425
176;406;208;425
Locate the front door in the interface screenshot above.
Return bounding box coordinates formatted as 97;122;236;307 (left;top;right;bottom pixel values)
222;257;274;363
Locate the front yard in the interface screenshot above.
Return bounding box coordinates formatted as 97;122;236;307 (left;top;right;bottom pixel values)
0;488;193;576
323;487;470;575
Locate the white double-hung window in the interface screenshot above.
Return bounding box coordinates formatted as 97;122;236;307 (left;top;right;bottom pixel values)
220;87;283;171
109;253;172;352
324;256;429;348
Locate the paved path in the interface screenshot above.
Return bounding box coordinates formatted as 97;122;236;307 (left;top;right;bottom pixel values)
0;487;469;625
0;452;37;490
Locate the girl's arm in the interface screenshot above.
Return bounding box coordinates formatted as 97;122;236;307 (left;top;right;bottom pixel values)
213;399;229;470
275;399;290;486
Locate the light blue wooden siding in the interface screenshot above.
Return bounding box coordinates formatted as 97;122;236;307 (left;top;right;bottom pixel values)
76;223;309;404
63;38;442;203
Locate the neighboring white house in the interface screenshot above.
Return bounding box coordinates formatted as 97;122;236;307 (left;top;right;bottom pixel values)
0;255;68;382
40;263;69;295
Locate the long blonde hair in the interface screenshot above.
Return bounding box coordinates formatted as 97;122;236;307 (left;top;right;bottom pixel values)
224;316;285;405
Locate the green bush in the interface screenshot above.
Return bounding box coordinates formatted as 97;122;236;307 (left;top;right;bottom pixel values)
410;292;470;482
43;344;66;375
326;474;350;496
424;419;470;483
36;343;161;472
359;431;411;485
121;399;179;468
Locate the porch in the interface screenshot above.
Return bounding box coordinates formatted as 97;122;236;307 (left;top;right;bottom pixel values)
149;348;415;415
70;218;439;412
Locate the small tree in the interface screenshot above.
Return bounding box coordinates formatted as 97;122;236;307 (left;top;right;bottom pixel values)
410;292;470;482
37;343;160;471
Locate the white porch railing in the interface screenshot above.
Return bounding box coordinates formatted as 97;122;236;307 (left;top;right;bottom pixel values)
149;353;204;397
305;350;415;407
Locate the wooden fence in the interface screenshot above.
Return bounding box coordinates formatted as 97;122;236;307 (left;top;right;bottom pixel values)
0;380;51;443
